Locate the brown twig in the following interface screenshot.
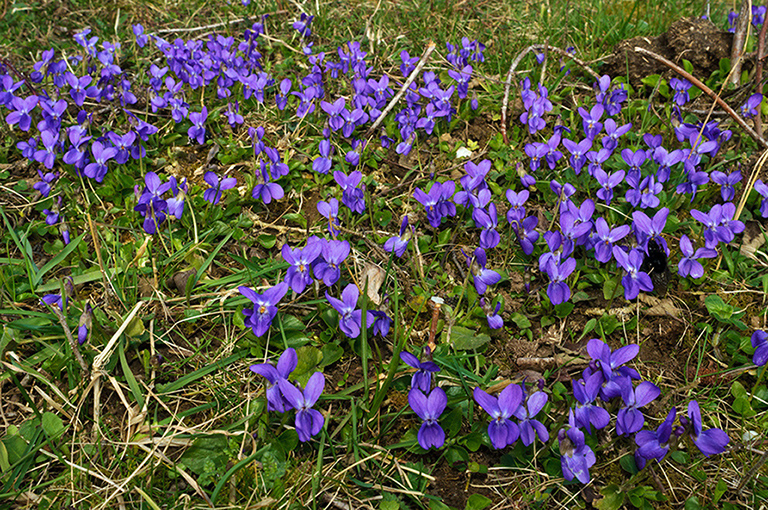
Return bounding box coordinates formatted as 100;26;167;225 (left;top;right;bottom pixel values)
730;0;752;87
364;41;437;139
755;3;768;136
500;44;601;144
634;46;768;150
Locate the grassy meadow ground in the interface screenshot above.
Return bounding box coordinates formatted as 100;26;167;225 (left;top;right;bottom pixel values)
1;0;767;509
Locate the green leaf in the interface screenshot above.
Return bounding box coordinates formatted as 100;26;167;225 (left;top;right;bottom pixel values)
732;396;755;417
619;454;639;475
684;496;701;510
510;312;531;329
465;494;492;510
41;412;65;440
713;479;728;504
0;441;9;472
594;484;624;510
443;407;463;438
375;210;392;227
320;343;343;367
603;278;619;300
179;435;230;478
705;295;733;321
450;326;491;350
257;234;276;249
34;232;85;288
2;433;27;465
380;501;400;510
292;346;323;386
554;302;574;318
730;381;747;399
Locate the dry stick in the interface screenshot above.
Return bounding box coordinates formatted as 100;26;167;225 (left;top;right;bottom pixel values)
755;4;768;137
364;41;437;139
49;305;90;376
500;44;601;144
730;0;752;87
634;46;768;150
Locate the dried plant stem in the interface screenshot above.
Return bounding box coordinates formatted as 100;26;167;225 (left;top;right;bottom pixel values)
364;41;437;139
755;4;768;136
633;46;768;150
500;44;601;143
730;0;752;87
49;305;90;376
155;10;287;35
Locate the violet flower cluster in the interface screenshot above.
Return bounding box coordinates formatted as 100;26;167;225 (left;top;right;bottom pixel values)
250;348;325;442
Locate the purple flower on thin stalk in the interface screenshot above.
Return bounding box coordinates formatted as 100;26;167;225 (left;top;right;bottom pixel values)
474;384;523;449
6;95;38;131
482;298;503;329
466;248;501;295
544;257;576;305
572;371;611;434
616;381;660;436
473;204;500;250
42;293;65;311
586;338;641;400
34;169;58;197
278;372;325;442
578;104;604;139
313;239;350;286
710;169;741;202
635;407;677;470
632;208;669;256
511;215;539;256
414;181;456;228
187;107;208;145
292;13;314;38
755;179;768;217
250;347;297;412
283;240;322;294
133;24;148;47
677;235;717;279
77;303;93;345
601;119;631;151
384;216;412;257
326;283;374;339
371;310;391;337
685;401;729;457
559;409;597;484
613;246;654;300
562;138;592;174
751;330;768;366
400;350;440;392
670;78;692;106
239;282;289;337
203;171;237;205
334;170;366;214
593;218;630;263
513;391;549;446
317;198;341;236
740;93;762;118
84;141;118;182
409;387;447;450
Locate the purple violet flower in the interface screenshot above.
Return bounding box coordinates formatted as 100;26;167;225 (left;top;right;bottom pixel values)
616;381;660;436
278;372;325;442
283;240;322;294
414;181;456;228
559;409;596;484
384;216;412;257
326;283;373;339
250;347;297;412
513;391;549;446
677;234;717;278
239;282;289;337
685;401;729;457
187;107;208;145
710;169;741;202
203;171;237;205
572;371;611;434
313;239;350;286
751;330;768;366
400;350;440;392
317;198;341;235
467;248;501;295
474;384;523;449
613;247;654;300
409;387;447;450
635;407;677;469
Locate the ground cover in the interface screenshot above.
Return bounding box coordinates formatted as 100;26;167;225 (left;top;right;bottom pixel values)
1;0;767;509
